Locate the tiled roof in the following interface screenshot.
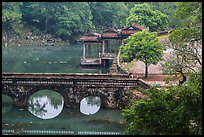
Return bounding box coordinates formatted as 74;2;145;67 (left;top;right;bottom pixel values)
79;36;98;41
122;23;145;31
120;30;140;35
79;23;145;41
102;33;118;38
79;33;101;42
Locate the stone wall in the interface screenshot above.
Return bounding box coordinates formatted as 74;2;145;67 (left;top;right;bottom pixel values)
2;30;66;47
2;84;135;109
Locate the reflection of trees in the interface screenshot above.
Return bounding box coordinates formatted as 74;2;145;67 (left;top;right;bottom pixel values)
28;99;47;118
85;96;101;107
28;90;64;118
30;90;63;109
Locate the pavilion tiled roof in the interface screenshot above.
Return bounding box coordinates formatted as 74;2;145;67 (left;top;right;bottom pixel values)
122;23;145;31
79;23;146;42
131;23;145;30
79;33;101;42
120;23;145;36
102;28;119;39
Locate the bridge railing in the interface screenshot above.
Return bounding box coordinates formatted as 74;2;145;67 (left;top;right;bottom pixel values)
2;73;150;90
2;72;130;78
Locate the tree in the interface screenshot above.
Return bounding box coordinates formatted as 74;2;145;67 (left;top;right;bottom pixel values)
121;70;202;135
174;2;202;27
149;2;183;29
126;3;168;31
22;2;59;34
119;30;165;78
89;2;128;32
22;2;94;42
53;2;95;42
2;2;23;34
161;2;202;83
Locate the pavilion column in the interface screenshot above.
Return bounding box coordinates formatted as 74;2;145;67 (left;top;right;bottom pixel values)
87;44;91;58
102;40;108;53
119;39;123;45
121;39;124;45
83;44;86;59
85;44;90;58
105;40;109;53
102;41;105;54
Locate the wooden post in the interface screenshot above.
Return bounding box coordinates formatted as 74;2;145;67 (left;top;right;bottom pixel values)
121;39;124;45
119;39;123;46
83;44;86;59
105;40;109;53
102;41;105;54
88;44;91;58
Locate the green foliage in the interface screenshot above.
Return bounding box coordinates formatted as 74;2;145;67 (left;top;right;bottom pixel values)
169;27;202;44
3;2;201;43
150;2;184;29
89;2;128;32
119;30;164;77
162;2;202;76
120;30;164;64
121;70;202;135
3;2;129;39
169;2;202;43
2;2;23;34
54;2;95;41
21;2;95;42
126;3;168;31
174;2;202;27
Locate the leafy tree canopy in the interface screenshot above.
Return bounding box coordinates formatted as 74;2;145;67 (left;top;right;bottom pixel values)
162;2;202;79
119;30;165;77
126;3;168;31
122;69;202;135
2;2;23;34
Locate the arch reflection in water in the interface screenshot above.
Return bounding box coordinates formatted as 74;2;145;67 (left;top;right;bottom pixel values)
28;90;64;119
80;96;101;115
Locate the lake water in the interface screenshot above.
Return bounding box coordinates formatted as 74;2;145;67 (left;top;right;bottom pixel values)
2;43;126;135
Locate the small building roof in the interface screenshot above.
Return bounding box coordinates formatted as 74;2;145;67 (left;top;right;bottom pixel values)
78;23;146;42
102;28;119;39
122;23;145;31
120;23;145;37
79;33;102;43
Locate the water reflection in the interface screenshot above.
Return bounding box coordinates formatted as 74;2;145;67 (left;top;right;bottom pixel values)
2;94;13;113
2;44;124;134
2;45;111;73
80;96;101;115
28;90;64;119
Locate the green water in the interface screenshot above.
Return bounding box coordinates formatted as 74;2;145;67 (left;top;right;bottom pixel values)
2;44;125;135
2;44;110;73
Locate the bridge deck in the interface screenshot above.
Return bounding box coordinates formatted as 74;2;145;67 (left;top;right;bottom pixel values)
2;72;150;89
2;72;129;78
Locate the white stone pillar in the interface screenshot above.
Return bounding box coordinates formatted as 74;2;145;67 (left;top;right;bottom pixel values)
122;39;124;45
83;44;86;59
102;41;105;54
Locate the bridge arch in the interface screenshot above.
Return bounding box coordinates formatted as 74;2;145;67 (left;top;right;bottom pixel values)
75;86;126;109
28;89;64;119
27;86;67;103
77;89;109;109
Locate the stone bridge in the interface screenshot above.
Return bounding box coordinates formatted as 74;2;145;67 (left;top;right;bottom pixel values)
2;72;150;109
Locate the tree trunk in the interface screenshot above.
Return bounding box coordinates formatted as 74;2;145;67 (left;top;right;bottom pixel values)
177;68;187;85
145;63;148;78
